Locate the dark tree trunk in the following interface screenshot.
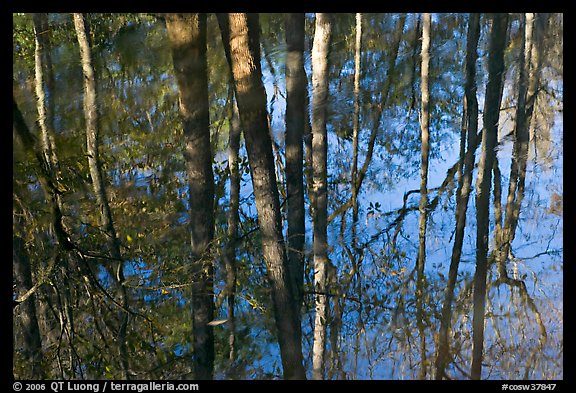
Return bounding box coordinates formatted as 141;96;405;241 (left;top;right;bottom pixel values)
165;13;215;380
471;12;509;380
217;12;306;380
285;12;307;311
435;12;481;380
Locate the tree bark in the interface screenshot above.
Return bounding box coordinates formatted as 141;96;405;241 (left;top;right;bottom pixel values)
73;13;130;379
310;13;333;381
217;12;306;380
165;13;215;380
435;12;480;380
471;12;509;380
285;13;307;311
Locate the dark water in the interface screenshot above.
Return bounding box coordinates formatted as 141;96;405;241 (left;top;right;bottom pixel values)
13;13;562;380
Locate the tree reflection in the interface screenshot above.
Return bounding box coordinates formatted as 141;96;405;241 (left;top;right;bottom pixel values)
12;12;562;380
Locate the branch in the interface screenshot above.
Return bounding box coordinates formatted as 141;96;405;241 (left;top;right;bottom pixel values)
14;251;60;307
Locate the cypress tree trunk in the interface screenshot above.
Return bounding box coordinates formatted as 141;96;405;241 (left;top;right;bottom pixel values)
33;13;58;178
350;12;362;246
225;98;241;374
73;13;130;379
311;12;332;381
471;13;509;380
285;12;307;311
415;12;431;380
435;12;481;380
217;12;306;380
498;13;547;278
165;13;215;380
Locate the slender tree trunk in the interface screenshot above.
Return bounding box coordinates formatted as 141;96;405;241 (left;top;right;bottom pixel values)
498;13;546;278
33;13;57;178
327;261;344;380
493;155;504;250
217;13;306;380
311;12;332;381
435;13;480;380
471;12;509;380
285;13;306;311
417;12;431;276
32;13;63;368
326;17;362;379
304;77;315;222
165;13;215;380
73;13;130;379
34;14;58;164
409;14;421;112
350;13;363;247
327;14;406;224
415;12;431;380
225;98;241;374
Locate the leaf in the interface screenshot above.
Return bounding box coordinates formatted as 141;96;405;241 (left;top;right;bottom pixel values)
207;319;227;326
126;234;133;243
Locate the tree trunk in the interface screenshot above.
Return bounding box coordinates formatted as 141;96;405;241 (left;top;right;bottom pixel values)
31;13;63;369
498;13;547;278
310;13;332;381
435;12;480;380
328;15;362;379
165;13;215;380
409;15;421;112
33;13;58;179
285;13;307;311
217;12;306;380
350;13;362;246
415;12;431;380
225;97;241;375
471;12;509;380
73;13;130;379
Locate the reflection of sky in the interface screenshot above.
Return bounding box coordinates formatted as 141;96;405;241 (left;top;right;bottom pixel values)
72;15;561;379
253;30;563;378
